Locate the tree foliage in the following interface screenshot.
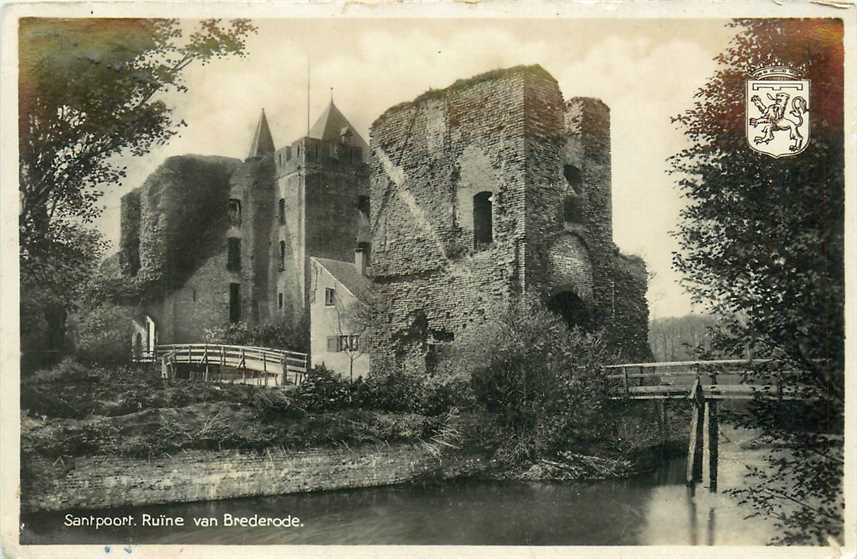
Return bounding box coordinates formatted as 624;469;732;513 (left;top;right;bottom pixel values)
649;314;719;362
461;295;612;461
18;18;256;365
670;18;844;386
19;18;256;243
669;19;844;543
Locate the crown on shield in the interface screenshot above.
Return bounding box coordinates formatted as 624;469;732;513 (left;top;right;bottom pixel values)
750;66;801;80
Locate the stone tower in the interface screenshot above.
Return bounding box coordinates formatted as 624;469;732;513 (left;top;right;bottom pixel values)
271;100;370;329
367;65;650;373
118;103;370;349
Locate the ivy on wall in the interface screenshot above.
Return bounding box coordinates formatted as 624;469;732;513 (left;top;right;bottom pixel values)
131;155;241;297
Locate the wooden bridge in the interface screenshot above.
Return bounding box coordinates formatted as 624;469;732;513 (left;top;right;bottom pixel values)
134;344;309;387
605;358;819;493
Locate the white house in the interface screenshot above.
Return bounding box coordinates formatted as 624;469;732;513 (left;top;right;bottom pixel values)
308;249;372;380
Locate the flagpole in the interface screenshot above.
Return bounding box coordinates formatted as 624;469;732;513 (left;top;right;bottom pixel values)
306;57;311;138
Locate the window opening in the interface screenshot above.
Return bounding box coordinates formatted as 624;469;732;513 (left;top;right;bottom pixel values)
473;191;494;250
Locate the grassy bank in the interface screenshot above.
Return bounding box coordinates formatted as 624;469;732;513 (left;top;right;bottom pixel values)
21;361;441;462
21;357;691;493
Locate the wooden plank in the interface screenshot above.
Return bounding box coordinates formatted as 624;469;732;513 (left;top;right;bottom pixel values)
702;400;719;492
604;358;778;369
687;400;704;484
606;370;807;381
627;386;689;394
610;395;689;400
622;367;629;396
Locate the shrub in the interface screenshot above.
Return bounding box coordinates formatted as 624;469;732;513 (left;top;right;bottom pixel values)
293;365;354;412
416;374;475;416
291;364;473;416
75;303;136;364
251;389;306;420
461;295;611;459
360;370;423;413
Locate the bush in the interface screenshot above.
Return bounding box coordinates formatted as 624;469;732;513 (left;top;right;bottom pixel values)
291;364;473;416
461;295;611;460
293;365;354;412
75;303;136;364
359;371;423;413
251;388;306;420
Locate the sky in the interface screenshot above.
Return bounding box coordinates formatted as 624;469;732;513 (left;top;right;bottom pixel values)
95;18;736;319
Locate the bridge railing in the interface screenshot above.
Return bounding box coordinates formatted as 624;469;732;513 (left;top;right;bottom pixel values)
134;343;308;387
603;358;817;400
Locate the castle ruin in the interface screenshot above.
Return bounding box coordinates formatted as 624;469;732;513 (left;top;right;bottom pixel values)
116;65;649;374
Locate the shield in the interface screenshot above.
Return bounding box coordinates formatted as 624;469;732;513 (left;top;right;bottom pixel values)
746;67;810;158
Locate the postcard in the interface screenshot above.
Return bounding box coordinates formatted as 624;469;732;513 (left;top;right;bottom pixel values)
1;2;854;558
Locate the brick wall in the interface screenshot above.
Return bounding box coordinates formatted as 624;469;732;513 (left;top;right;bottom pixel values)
368;65;650;371
368;67;535;372
22;445;485;513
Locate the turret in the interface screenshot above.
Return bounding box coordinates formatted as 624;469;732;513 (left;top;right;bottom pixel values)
247;109;275;159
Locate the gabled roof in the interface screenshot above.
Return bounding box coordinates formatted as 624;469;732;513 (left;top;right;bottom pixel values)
308;101;369;154
248;109;275;158
312;256;372;302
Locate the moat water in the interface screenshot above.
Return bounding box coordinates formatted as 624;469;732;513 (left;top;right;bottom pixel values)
21;429;781;545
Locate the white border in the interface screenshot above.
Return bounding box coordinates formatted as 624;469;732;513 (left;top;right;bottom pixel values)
1;2;855;558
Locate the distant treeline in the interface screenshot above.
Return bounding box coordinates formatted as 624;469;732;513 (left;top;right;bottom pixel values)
648;314;719;362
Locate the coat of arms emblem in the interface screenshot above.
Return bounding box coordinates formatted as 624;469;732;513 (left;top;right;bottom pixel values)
746;66;810;158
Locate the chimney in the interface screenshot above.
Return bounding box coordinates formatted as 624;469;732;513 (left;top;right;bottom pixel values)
355;246;367;276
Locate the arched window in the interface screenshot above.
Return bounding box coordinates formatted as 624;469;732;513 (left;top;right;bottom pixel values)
473;191;494;250
279;241;286;271
278;198;286;225
563;165;584;225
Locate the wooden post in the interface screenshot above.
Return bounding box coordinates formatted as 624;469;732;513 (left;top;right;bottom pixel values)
263;352;268;386
776;371;784;401
655;400;667;441
702;400;719;492
203;346;209;382
622;367;629;397
686;379;704;485
241;348;246;383
281;354;286;387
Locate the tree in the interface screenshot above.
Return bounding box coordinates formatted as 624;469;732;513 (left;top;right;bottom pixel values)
331;288;388;383
19;18;256;242
669;19;844;543
20;222;106;370
648;314;718;362
18;18;257;364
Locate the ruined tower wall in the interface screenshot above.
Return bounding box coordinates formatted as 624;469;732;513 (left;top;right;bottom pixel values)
369;67;550;372
118;155;240;344
369;65;651;372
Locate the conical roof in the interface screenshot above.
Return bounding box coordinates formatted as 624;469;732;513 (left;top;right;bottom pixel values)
308;101;368;156
248;109;275;158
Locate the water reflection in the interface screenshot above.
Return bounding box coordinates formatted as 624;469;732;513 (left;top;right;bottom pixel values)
21;444;778;545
